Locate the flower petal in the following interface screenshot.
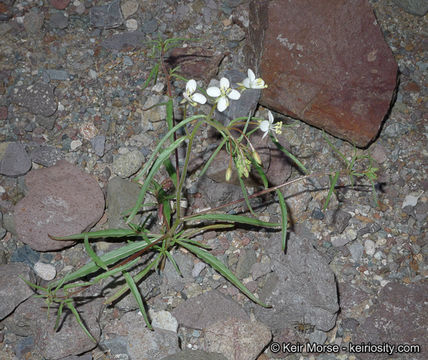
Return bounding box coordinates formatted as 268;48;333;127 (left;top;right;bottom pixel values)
268;111;274;124
191;93;207;104
207;86;221;98
242;78;250;88
228;89;241;100
248;69;255;81
217;96;229;112
259;120;270;132
220;77;230;90
186;79;197;93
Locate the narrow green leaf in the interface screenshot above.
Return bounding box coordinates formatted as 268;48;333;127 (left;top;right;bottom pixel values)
276;189;288;252
197;138;227;178
270;135;308;174
123;271;152;330
105;259;157;305
323;171;340;210
141;63;159;91
54;301;65;331
84;234;108;271
179;241;270;307
20;276;46;292
165;251;182;277
238;174;256;216
177;237;212;249
185;213;279;228
181;223;234;239
49;228;138;241
134;115;205;181
50;238;159;287
127;136;187;224
252;159;269;189
66;301;97;343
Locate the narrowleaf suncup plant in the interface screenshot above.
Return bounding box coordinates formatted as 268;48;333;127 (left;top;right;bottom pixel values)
23;37;379;341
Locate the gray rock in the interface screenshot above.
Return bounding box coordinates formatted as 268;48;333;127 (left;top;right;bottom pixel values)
44;69;69;81
0;142;32;177
91;135;106;157
163;250;195;292
393;0;428;16
112;150;145;178
23;9;44;33
348;242;364;262
90;0;123;29
49;12;69;29
106;176;141;228
101;31;146;50
353;282;427;359
36;114;57;130
333;209;352;234
235;248;257;279
14;336;35;359
172;290;249;330
10;244;40;266
161;350;228;360
255;224;339;332
29;145;63;167
331;228;357;247
102;311;179;360
11;81;57;117
250;260;271;280
0;263;33;320
142;17;158;34
10;296;102;359
205;318;271;360
14;160;105;251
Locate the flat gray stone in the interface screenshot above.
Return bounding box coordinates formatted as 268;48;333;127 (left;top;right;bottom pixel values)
353;282;427;359
161;350;227;360
11;81;57;117
172;290;249;330
100;31;146;50
102;311;179;359
112;150;145;178
49;12;69;29
90;0;123;29
14;160;105;251
393;0;428;16
205;318;271;360
29;145;63;167
0;263;33;320
106;176;141;229
0;142;32;177
11;296;101;359
44;69;69;81
255;224;339;332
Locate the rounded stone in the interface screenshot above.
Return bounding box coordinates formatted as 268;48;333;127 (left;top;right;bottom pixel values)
112;150;144;178
34;262;56;281
14;160;105;251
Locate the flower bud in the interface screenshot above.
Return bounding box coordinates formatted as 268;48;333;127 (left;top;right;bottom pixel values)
253;151;262;165
225;167;232;182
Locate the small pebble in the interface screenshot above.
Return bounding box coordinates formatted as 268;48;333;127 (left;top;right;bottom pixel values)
364;239;376;257
34;262;57;281
125;19;138;32
192;262;206;278
70;139;82;151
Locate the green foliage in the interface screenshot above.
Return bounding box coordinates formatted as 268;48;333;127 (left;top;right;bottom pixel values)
25;37;378;341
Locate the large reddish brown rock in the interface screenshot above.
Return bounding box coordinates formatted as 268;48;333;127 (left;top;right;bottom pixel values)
246;0;398;147
14;160;105;251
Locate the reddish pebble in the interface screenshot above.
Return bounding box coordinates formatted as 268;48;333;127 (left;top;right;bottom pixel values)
50;0;71;10
0;106;7;120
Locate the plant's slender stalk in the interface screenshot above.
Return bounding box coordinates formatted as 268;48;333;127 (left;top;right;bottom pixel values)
183;170;347;219
175;121;203;221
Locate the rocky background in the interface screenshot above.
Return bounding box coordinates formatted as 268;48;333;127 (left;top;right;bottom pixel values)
0;0;426;359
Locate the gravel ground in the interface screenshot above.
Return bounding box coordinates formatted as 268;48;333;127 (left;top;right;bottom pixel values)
0;0;426;359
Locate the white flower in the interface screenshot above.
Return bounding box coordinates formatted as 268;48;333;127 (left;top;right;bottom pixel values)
241;69;267;89
206;77;241;112
259;111;282;139
181;79;207;106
